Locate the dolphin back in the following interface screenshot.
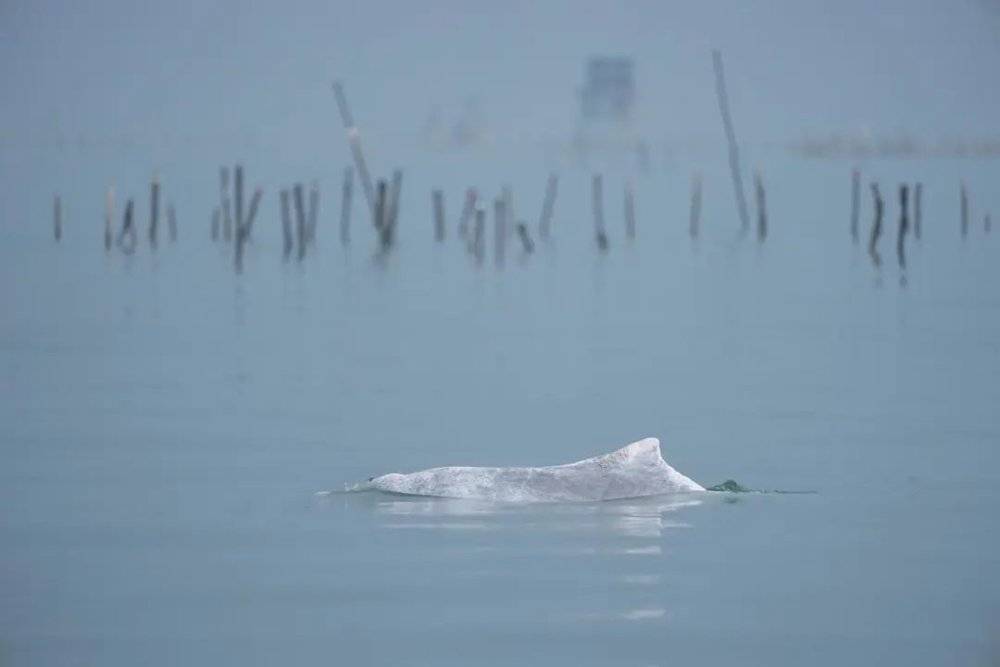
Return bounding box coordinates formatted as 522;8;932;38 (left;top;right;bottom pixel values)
363;437;704;502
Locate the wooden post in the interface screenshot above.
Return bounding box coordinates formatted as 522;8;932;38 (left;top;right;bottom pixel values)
432;189;445;242
689;173;702;240
331;81;376;216
869;183;883;268
220;167;232;242
118;199;136;254
516;222;535;254
850;169;860;244
914;182;922;240
234;165;244;248
538;173;558;240
986;213;992;234
387;169;403;233
592;173;608;251
149;174;160;248
374;180;387;231
712;49;751;234
307;181;319;245
624;182;636;240
235;187;260;273
53;195;62;241
167;203;177;242
960;183;969;238
473;207;485;264
340;167;353;246
280;189;293;259
754;171;767;243
105;187;115;251
502;185;514;238
494;197;506;267
897;184;909;270
245;188;262;235
294;183;307;261
211;208;220;241
458;188;477;239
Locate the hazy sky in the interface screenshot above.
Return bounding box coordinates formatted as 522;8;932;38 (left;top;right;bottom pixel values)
1;0;999;153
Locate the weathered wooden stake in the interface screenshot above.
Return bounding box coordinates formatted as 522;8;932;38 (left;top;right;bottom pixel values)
914;182;922;240
458;188;477;239
280;189;292;259
234;165;244;247
118;199;136;254
432;189;445;242
294;183;307;261
374;180;387;231
850;169;860;244
340;167;353;246
502;185;514;238
869;183;883;268
235;187;260;273
754;171;767;243
331;81;376;216
538;173;558;240
149;175;160;248
516;222;535;254
167;203;177;242
712;49;751;233
105;187;115;251
624;182;636;240
307;181;319;245
960;183;969;238
592;174;608;251
388;170;403;230
897;184;909;270
689;174;702;240
494;197;506;268
220;167;232;242
472;207;485;264
245;188;262;234
53;195;62;241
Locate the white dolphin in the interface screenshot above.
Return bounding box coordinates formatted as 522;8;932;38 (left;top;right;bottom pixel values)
355;437;704;503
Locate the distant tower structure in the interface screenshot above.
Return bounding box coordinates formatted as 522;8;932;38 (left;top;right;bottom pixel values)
579;57;635;123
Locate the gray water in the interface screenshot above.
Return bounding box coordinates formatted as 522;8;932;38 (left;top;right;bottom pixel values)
2;147;999;665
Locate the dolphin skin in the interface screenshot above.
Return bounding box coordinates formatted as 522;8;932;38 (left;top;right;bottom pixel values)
358;437;704;503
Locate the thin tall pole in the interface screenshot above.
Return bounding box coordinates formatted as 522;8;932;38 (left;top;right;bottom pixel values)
53;195;62;241
754;171;767;243
592;173;608;251
712;49;750;233
869;183;883;268
897;184;909;270
538;173;558;240
331;81;375;216
340;167;353;246
149;174;160;248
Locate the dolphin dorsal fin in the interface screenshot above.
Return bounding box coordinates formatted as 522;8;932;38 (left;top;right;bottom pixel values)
597;437;662;468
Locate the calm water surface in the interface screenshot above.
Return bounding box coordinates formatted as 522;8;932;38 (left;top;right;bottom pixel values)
1;150;998;665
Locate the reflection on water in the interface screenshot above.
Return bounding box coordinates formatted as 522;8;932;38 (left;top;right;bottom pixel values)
317;490;705;626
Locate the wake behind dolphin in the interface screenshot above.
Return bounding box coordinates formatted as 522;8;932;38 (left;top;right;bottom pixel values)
350;437;704;503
